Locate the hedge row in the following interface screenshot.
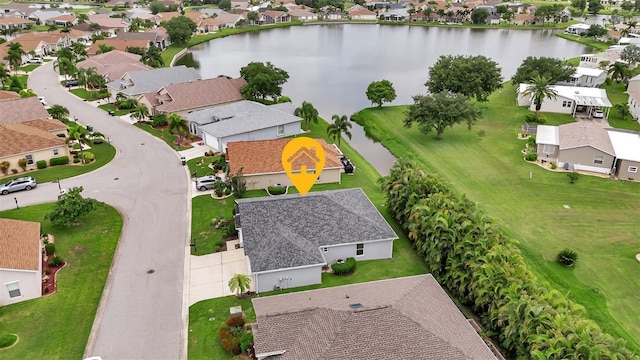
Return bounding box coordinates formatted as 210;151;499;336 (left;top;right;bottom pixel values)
380;158;638;359
50;156;69;166
331;257;356;275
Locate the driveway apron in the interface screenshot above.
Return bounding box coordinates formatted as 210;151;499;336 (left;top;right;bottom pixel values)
10;62;192;359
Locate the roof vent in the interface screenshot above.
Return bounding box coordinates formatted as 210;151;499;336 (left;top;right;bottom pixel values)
349;303;363;309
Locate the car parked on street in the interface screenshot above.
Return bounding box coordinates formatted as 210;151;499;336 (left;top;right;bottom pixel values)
38;96;47;105
196;175;222;191
0;177;37;195
64;79;79;87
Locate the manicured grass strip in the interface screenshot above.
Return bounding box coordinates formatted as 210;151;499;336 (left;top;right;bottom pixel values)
0;203;122;359
191;194;235;255
351;83;640;351
69;88;93;101
188;117;429;358
134;123;192;151
555;32;609;52
18;64;39;72
97;104;133;117
187;156;221;178
161;21;303;66
0;142;116;184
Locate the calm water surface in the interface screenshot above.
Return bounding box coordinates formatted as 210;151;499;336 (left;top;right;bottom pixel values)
183;25;591;174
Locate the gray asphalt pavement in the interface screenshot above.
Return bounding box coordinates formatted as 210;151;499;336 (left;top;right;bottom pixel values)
0;62;190;359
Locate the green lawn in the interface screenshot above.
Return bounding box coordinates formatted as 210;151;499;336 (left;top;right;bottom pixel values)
0;142;116;184
351;83;640;351
69;88;93;101
187;156;222;178
555;32;610;52
18;64;39;72
0;203;122;359
603;82;640;131
134;123;192;151
188;118;429;358
98;103;133;117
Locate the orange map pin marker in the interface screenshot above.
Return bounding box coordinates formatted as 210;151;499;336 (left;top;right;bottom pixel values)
282;138;326;196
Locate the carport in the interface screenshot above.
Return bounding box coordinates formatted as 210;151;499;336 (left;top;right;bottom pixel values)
571;91;613;119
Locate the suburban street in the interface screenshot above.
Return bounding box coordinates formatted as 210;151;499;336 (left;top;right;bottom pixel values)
0;62;190;359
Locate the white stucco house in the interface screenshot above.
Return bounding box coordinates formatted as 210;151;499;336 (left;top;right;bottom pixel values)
185;100;302;152
607;129;640;181
565;23;591;35
0;218;42;306
235;188;398;293
626;74;640;121
517;84;612;118
558;67;607;88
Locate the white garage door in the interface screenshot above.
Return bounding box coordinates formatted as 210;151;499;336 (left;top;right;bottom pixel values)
203;132;219;151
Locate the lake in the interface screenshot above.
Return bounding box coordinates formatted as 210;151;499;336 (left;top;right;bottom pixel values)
180;24;592;174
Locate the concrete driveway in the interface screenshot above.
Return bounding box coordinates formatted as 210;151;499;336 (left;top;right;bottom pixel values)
2;62;191;360
189;240;251;306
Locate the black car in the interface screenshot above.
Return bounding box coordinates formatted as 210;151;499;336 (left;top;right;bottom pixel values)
64;79;79;87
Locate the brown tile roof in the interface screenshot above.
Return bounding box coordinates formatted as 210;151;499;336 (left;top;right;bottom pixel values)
0;218;40;271
15;31;68;44
21;118;67;133
78;50;152;81
153;76;246;113
226;138;343;175
252;275;496;360
85;14;130;29
514;13;535;21
50;14;77;22
0;90;20;100
87;39;150;55
0;97;50;124
348;4;375;16
0;16;35;25
0;122;67;157
156;11;183;22
559;122;614;155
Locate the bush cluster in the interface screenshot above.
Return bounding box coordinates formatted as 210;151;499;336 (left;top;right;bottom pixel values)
557;248;578;266
331;257;356;275
524;153;537;161
48;256;64;267
218;315;252;356
45;243;55;255
36;160;47;169
50;156;69;166
380;158;637;359
0;334;17;348
82;151;95;164
267;186;286;195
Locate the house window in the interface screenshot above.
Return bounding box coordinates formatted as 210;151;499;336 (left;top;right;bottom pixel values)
356;243;364;256
323;247;328;252
6;282;20;298
562;101;572;108
542;144;555;154
629;166;638;173
276;125;285;136
53;149;59;156
594;156;604;165
25;154;33;165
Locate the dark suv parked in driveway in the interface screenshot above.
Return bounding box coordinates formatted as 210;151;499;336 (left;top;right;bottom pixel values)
0;177;37;195
64;79;79;87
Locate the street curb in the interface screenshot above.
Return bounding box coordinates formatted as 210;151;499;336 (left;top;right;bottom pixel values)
180;164;194;360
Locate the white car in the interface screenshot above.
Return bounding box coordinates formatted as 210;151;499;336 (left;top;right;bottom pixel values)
38;96;47;105
593;109;604;118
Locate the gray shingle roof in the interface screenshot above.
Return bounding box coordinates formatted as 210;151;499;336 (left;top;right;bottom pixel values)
106;65;201;96
251;274;497;360
236;188;397;273
187;100;302;138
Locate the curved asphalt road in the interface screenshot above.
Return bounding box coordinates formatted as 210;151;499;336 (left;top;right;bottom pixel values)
0;62;190;359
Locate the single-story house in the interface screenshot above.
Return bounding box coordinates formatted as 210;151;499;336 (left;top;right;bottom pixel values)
235;188;398;293
259;9;291;24
317;6;343;20
557;67;607;88
82;14;131;35
0;32;71;63
565;23;590;35
627;74;640;121
185;100;302;152
379;8;410;21
348;5;377;20
579;47;632;69
87;38;150;56
116;29;170;50
288;8;318;21
46;14;77;27
517;84;612;118
77;50;152;83
607;129;640;181
251;274;497;360
0;15;35;30
0;97;50;123
226;138;344;190
138;76;246;116
511;13;536;25
0;119;70;172
0;218;43;306
535;122;615;174
105;65;201;98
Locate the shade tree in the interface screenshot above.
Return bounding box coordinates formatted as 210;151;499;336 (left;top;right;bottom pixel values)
365;79;397;107
404;91;481;139
426;54;502;102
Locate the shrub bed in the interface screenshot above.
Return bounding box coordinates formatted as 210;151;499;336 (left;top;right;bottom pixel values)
45;243;55;255
0;334;17;348
267;186;286;195
380;158;637;359
524;153;537;161
50;156;69;166
331;257;356;275
81;151;95;164
36;160;47;169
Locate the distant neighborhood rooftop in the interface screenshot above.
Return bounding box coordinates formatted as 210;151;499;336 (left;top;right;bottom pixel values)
251;274;496;360
235;188;397;273
106;65;202;96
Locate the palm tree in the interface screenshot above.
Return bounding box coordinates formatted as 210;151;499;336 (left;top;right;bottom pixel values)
3;42;25;73
67;123;93;162
228;273;251;297
294;101;318;131
608;61;629;92
142;45;164;68
56;47;75;62
0;65;9;88
520;76;558;122
167;113;188;141
96;44;115;54
77;13;89;24
131;105;150;123
53;57;77;80
88;22;101;33
326;114;352;147
48;104;70;120
72;42;87;60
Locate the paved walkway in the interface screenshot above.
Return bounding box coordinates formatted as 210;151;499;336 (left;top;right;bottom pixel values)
189;240;252;305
